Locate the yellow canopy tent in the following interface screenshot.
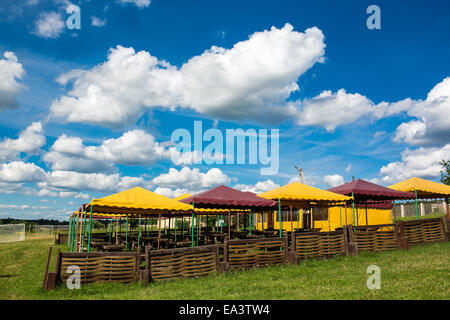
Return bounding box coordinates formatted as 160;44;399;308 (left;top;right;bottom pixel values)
69;187;193;252
389;177;450;220
389;177;450;198
258;182;352;235
173;193;192;201
90;187;193;215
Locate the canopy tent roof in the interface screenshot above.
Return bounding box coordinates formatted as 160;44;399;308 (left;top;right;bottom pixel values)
173;193;192;201
180;185;277;210
328;179;414;203
85;187;193;215
361;201;394;210
258;182;352;205
389;177;450;199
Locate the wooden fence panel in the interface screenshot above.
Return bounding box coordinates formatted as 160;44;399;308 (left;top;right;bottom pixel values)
292;231;345;259
353;224;398;252
225;235;287;269
400;218;446;245
148;245;219;281
58;252;139;284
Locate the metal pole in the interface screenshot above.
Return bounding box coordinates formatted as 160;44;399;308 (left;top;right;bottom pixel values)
174;216;177;244
68;215;72;250
68;215;73;249
196;213;199;246
138;214;141;248
74;212;80;252
278;198;282;237
249;211;252;235
365;203;368;226
125;216;128;249
290;205;293;232
262;211;265;231
87;205;93;252
108;219;112;243
228;211;231;239
182;215;185;237
71;214;77;252
81;208;87;251
414;189;419;220
191;202;195;247
351;192;356;226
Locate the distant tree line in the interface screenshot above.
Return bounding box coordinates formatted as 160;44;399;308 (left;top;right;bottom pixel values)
0;218;69;230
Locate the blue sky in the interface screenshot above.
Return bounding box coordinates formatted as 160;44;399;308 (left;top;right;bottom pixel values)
0;0;449;221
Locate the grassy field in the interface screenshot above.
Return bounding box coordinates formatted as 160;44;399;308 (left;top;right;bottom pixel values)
0;238;449;300
395;212;447;222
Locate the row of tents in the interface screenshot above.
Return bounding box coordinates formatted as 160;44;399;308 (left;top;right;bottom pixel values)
68;177;450;252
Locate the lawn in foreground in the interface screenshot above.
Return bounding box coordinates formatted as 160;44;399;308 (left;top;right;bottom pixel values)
0;238;449;299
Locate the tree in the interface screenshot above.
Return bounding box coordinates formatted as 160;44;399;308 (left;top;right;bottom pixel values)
440;160;450;185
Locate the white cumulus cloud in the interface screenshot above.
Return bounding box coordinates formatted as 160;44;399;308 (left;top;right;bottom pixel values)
379;144;450;184
118;0;151;8
151;167;230;192
234;179;280;194
34;11;65;38
50;24;326;127
323;174;344;188
0;161;46;183
0;122;46;162
0;51;25;111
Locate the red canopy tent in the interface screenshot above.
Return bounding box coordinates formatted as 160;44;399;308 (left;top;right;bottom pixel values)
180;185;277;209
180;185;277;240
328;179;414;225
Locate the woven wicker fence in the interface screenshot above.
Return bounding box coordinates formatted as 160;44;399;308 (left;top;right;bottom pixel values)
290;230;346;260
399;217;447;245
43;248;140;290
352;224;399;252
144;245;223;282
224;235;288;270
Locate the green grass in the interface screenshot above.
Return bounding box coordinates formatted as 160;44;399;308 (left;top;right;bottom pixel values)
0;238;449;300
395;212;447;222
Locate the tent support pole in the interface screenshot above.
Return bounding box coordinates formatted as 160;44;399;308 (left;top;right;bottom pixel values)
351;192;356;226
228;211;231;240
125;216;128;249
290;205;293;232
138;214;141;249
196;213;199;246
262;211;265;231
414;189;419;220
75;212;80;252
365;202;368;226
249;211;252;235
71;214;77;252
87;205;93;252
278;198;282;238
174;216;177;245
157;214;161;250
108;219;112;243
445;198;449;221
68;215;72;250
191;211;195;247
